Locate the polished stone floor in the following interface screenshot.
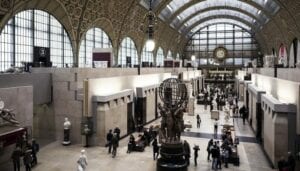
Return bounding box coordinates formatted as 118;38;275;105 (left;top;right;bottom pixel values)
3;103;275;171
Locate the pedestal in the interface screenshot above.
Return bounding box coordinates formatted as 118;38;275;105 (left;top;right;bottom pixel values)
62;129;71;145
157;142;187;171
211;110;219;120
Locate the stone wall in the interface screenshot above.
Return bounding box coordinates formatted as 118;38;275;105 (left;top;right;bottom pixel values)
95;91;133;146
145;89;156;123
0;86;33;165
0;73;51;105
261;94;296;168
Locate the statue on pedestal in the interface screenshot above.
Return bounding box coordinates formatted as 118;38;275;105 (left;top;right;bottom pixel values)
62;117;71;145
157;78;188;171
83;124;90;147
0;100;19;125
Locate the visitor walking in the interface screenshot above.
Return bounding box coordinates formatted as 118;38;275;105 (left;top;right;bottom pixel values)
224;146;230;168
152;138;159;160
77;149;88;171
111;133;119;158
31;139;39;167
23;149;32;171
207;139;213;161
193;145;200;166
196;114;201;128
214;119;218;138
11;146;22;171
106;129;113;154
211;144;219;171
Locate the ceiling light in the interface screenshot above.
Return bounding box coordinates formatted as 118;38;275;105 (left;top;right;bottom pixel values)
140;0;157;52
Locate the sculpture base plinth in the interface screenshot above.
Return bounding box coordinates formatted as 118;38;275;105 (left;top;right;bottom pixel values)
157;142;188;171
62;141;71;146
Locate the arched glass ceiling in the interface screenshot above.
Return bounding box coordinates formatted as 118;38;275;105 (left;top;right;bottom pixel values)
180;9;257;33
160;0;279;21
170;0;269;28
189;19;252;36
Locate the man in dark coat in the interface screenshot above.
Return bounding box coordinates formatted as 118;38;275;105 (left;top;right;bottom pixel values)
207;139;213;161
211;144;219;171
106;129;113;154
239;105;247;124
11;146;22;171
152;138;159;160
111;133;119;158
196;114;201;128
23;149;32;171
31;139;39;167
193;145;200;166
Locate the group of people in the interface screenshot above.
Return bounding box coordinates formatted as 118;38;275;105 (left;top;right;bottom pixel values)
106;127;121;158
11;132;39;171
206;138;232;170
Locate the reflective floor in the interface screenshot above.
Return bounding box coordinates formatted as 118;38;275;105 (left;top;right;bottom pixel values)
3;103;275;171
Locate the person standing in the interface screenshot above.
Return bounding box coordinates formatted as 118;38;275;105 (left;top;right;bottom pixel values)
196;114;201;128
287;152;296;171
214;119;218;138
207;139;213;161
239;105;246;119
152;138;159;160
23;149;32;171
11;146;22;171
111;133;119;158
216;141;222;169
183;140;191;166
224;146;230;168
211;144;218;171
106;129;113;154
31;139;39;167
77;149;88;171
193;145;200;166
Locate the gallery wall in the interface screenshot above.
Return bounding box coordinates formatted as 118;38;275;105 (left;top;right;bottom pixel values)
251;74;300;134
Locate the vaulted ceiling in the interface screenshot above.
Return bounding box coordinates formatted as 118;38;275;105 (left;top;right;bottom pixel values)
0;0;300;59
140;0;300;54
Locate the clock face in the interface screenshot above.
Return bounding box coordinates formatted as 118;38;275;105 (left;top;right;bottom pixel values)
214;47;227;59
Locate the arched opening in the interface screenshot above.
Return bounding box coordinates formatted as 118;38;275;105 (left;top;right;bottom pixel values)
156;47;164;67
118;37;138;67
141;44;154;67
184;23;260;67
79;28;112;68
0;9;73;71
167;50;172;59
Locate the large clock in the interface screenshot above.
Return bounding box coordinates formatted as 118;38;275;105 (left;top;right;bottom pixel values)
214;47;227;60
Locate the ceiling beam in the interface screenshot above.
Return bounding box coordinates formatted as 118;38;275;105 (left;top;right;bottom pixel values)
175;6;263;31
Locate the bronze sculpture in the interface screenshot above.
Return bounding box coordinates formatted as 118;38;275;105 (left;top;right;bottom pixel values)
157;78;188;171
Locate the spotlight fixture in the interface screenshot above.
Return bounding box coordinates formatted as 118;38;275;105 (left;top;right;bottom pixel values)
140;0;158;51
